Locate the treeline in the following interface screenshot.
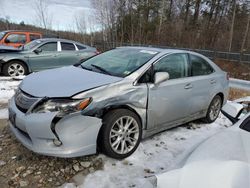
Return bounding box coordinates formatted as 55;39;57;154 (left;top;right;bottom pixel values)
0;18;95;46
1;0;250;53
92;0;250;52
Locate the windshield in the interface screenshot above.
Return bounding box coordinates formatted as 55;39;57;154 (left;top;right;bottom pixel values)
23;40;42;50
0;32;6;41
81;48;158;77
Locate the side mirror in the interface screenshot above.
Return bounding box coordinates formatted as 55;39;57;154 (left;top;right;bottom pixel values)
33;48;42;54
5;39;10;43
154;72;169;85
221;102;244;123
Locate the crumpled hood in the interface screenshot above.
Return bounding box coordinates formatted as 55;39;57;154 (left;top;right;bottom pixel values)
20;66;122;97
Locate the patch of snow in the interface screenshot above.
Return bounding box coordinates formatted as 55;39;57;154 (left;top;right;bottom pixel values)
63;114;232;188
0;109;8;119
0;77;22;104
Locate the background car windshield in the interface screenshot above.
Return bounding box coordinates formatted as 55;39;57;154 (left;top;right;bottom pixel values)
0;32;5;40
23;40;42;50
82;48;158;77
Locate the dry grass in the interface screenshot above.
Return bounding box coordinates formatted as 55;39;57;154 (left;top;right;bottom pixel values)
229;88;250;100
214;59;250;81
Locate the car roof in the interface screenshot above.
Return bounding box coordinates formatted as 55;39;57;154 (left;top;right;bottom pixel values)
118;46;192;54
35;38;89;47
1;30;41;34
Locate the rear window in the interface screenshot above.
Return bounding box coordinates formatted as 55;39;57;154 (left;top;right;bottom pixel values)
76;44;86;50
0;32;6;40
61;42;75;51
30;34;41;41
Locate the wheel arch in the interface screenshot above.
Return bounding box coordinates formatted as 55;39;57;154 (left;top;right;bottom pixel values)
215;92;224;104
96;104;143;151
5;59;30;73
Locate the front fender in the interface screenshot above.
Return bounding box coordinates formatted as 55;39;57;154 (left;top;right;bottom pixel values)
55;113;102;156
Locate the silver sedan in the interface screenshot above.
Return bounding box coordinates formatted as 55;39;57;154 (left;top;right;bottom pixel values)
8;47;229;159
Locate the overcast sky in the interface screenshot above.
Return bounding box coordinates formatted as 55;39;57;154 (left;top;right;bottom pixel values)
0;0;95;31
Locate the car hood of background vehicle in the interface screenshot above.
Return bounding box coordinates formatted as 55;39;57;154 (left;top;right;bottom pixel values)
19;66;123;97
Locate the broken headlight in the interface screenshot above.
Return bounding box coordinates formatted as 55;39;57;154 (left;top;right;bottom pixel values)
32;98;92;115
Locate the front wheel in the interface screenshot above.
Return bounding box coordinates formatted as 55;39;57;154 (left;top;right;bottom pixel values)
2;61;28;77
204;95;222;123
100;109;142;159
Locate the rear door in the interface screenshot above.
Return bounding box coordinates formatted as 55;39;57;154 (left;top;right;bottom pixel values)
28;41;59;71
147;53;193;129
3;33;27;48
57;42;79;66
187;53;216;116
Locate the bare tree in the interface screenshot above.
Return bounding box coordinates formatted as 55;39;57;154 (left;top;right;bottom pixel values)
240;2;250;54
228;0;236;52
33;0;52;31
75;12;87;35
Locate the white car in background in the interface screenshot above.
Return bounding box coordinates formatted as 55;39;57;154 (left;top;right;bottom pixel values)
144;97;250;188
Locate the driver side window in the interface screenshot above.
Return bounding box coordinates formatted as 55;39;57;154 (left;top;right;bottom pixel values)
37;42;57;52
154;53;188;80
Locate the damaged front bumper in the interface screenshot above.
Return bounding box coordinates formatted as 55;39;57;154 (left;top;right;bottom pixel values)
9;97;102;158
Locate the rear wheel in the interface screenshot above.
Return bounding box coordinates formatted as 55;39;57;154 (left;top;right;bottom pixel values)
100;109;142;159
204;95;222;123
2;61;28;77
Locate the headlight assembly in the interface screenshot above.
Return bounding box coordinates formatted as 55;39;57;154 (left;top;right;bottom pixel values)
32;98;92;116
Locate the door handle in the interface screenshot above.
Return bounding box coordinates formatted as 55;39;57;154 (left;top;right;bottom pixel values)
184;83;193;89
210;79;216;84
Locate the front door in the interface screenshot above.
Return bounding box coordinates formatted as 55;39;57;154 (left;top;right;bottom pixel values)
28;42;59;71
147;53;192;129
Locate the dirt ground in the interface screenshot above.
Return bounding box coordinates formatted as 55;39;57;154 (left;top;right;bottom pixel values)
0;120;103;188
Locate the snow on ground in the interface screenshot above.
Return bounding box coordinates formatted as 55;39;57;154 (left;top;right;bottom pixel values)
0;77;22;103
0;76;23;119
63;115;232;188
0;108;8;119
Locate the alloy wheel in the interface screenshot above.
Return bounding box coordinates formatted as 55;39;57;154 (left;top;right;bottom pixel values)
209;97;221;121
8;63;25;76
109;116;139;155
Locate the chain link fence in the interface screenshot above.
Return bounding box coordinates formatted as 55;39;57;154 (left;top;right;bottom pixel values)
94;42;250;63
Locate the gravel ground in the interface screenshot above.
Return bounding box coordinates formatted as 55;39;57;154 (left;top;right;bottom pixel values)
0;120;103;188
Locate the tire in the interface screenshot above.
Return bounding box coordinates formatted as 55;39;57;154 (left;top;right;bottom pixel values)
100;109;142;159
2;61;28;77
203;95;222;123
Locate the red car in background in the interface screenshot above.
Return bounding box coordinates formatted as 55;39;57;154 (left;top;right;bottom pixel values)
0;30;42;48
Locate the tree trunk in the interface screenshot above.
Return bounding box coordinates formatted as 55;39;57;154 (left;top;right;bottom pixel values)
240;14;250;54
229;0;236;52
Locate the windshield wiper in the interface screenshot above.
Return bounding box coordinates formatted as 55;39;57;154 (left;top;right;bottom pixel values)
91;64;112;75
80;64;93;71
